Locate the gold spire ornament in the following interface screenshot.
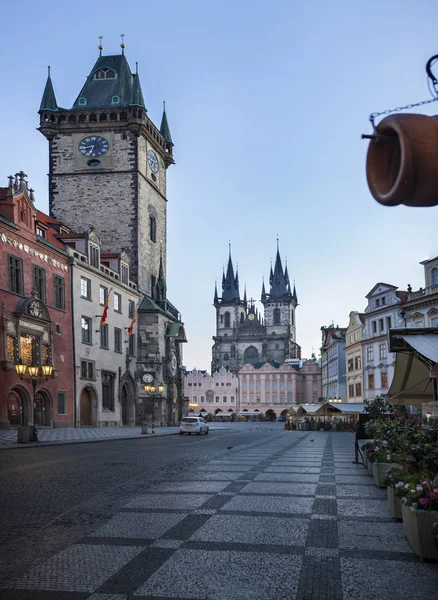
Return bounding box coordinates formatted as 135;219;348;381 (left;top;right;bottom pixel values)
120;33;126;54
98;36;104;56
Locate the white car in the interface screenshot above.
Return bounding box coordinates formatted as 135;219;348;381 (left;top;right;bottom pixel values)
179;417;209;435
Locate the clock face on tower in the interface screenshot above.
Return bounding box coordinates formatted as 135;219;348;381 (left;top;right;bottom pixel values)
78;136;110;158
148;150;159;174
248;313;255;321
169;352;178;377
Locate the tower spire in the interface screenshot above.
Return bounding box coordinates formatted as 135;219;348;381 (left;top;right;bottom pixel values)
129;62;145;108
39;66;58;112
214;280;219;304
120;33;126;55
221;245;240;302
98;36;104;56
160;100;173;145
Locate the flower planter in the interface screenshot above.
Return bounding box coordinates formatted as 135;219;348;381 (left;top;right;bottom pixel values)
372;462;400;488
387;485;402;520
363;451;368;469
367;459;373;476
402;503;438;561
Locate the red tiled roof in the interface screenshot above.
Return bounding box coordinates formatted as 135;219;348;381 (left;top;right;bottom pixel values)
36;211;64;227
56;232;86;240
36;210;71;250
359;313;366;324
0;187;8;200
101;252;119;259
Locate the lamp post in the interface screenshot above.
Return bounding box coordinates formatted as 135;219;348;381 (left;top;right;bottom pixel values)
143;382;165;433
15;360;53;442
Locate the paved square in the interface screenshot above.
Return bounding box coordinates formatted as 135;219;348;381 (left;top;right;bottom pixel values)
152;481;231;493
255;473;320;483
90;512;188;539
240;482;318;496
220;495;314;514
6;544;143;592
126;494;212;510
134;549;302;599
338;521;412;552
337;499;391;519
190;514;309;546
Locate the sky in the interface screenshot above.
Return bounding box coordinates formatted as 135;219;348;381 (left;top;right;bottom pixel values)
1;0;438;371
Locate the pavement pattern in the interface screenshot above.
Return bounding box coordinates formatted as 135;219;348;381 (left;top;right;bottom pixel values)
0;430;437;599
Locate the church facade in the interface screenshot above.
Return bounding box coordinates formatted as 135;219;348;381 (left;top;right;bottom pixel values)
211;245;301;374
38;43;187;425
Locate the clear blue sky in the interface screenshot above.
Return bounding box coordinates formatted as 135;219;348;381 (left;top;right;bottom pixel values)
1;0;438;370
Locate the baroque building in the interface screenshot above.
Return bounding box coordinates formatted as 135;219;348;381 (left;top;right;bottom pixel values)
211;245;300;374
345;311;365;403
320;326;347;402
38;43;187;425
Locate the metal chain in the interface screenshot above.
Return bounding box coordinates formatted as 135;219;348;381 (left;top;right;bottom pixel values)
370;96;438;129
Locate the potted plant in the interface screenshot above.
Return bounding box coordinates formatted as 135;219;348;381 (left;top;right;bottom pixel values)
400;477;438;560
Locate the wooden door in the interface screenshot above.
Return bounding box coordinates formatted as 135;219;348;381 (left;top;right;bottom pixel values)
80;389;91;426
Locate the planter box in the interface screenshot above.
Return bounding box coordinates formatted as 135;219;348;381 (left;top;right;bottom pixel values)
372;462;400;488
387;485;402;520
367;459;373;476
402;503;438;561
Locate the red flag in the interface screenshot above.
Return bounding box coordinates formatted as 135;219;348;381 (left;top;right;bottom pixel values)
100;290;111;326
128;310;137;336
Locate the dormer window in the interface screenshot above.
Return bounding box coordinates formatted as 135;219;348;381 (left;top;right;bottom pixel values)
36;226;46;239
78;97;87;106
94;68;117;80
89;243;100;268
121;263;129;284
111;96;120;105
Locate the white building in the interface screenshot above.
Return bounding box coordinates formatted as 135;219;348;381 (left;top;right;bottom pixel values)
320;327;347;401
184;367;238;417
61;230;140;427
362;283;407;400
404;256;438;327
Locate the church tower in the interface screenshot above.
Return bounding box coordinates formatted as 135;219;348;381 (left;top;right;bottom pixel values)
211;247;247;373
38;42;173;294
261;243;300;362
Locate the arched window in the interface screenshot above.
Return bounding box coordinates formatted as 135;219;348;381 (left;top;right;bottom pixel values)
244;345;259;365
89;114;97;122
78;97;87;106
224;312;230;328
432;268;438;286
111;96;120;105
274;308;281;324
223;353;230;361
149;215;156;242
68;114;76;124
93;68;117;80
109;112;118;121
79;114;87;123
99;113;107;121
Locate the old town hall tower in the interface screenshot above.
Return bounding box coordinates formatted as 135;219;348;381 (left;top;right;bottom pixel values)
212;244;301;374
38;44;173;295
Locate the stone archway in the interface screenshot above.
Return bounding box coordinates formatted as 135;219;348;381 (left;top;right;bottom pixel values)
266;409;277;421
121;380;135;426
80;386;97;427
35;389;52;427
7;387;30;427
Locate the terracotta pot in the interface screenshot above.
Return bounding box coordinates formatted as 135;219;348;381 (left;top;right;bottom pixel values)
366;113;438;207
372;462;400;488
402;503;438;560
387;485;402;520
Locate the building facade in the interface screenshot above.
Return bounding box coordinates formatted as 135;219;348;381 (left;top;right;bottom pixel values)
0;174;74;429
184;367;238;416
403;256;438;327
212;245;300;374
362;283;407;400
320;327;347;402
345;311;365;403
38;47;187;426
59;229;140;427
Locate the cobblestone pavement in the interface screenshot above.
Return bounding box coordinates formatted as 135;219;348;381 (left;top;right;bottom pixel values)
0;426;180;449
1;431;437;599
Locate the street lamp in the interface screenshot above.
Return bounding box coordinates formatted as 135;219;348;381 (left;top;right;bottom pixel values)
143;382;165;433
15;360;53;441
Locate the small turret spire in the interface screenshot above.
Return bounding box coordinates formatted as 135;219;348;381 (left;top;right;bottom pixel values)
39;66;58;112
261;277;267;301
129;62;145;108
98;36;104;56
214;280;219;304
243;284;247;304
160;100;173;145
120;33;126;55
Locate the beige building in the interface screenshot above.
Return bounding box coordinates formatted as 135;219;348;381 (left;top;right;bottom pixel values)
345;312;365;403
184;368;238;416
62;230;140;427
